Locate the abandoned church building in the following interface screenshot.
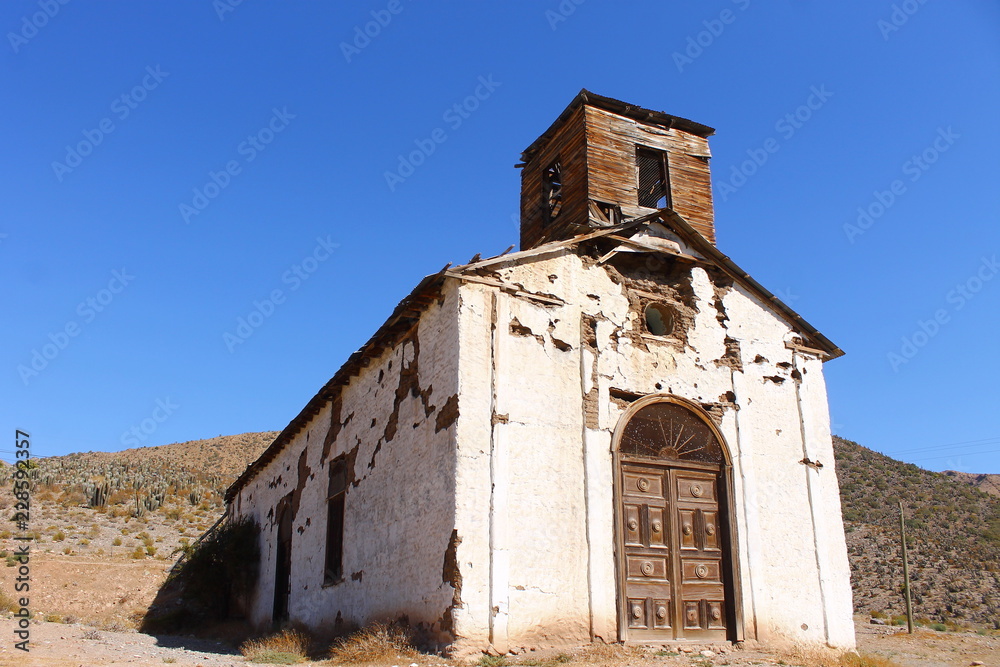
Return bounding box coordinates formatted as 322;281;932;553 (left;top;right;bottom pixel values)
225;90;856;652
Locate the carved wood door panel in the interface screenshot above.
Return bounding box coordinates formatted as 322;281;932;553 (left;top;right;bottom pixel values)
622;463;673;640
621;462;727;642
674;469;727;641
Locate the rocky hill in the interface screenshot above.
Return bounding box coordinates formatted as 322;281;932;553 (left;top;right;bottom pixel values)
942;470;1000;499
0;432;277;564
834;436;1000;629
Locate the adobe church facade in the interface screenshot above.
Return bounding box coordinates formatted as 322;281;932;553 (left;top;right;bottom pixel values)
225;91;856;652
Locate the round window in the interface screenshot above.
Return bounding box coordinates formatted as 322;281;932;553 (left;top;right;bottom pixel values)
644;303;675;336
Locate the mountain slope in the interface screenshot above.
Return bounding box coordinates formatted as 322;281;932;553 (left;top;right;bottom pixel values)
834;436;1000;628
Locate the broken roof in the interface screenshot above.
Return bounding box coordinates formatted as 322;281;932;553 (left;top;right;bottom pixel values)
225;209;842;502
520;89;716;165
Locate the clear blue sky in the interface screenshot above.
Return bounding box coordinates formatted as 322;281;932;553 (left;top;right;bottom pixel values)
2;1;998;473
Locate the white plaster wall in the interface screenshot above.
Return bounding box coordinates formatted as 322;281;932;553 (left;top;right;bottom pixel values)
233;281;462;640
452;247;854;651
231;242;854;653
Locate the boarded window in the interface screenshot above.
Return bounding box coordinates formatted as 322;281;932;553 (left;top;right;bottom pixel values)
636;147;671;209
324;460;347;584
542;160;563;225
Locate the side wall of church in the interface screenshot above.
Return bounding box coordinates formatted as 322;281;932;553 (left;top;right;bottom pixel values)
231;280;463;643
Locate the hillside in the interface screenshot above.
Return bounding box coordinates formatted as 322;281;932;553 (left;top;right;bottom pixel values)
834;436;1000;628
943;469;1000;499
0;432;276;566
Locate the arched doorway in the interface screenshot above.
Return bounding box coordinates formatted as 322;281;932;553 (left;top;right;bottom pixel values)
613;395;741;642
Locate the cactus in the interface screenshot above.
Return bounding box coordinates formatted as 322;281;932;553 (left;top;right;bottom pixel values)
88;482;110;508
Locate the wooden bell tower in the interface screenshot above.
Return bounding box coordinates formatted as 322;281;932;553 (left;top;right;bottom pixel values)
517;90;717;250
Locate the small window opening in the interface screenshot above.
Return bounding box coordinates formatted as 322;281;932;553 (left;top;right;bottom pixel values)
636;147;670;209
324;460;347;584
542;160;563;225
644;303;675;337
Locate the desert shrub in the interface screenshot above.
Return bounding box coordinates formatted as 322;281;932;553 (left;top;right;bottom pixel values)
52;531;65;542
240;629;308;664
0;588;18;613
328;622;418;663
476;656;508;667
112;537;123;546
131;547;145;559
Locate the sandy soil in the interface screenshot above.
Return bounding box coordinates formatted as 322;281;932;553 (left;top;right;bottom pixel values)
0;618;997;667
1;556;997;666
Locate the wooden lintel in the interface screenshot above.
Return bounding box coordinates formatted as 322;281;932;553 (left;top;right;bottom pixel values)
784;342;828;358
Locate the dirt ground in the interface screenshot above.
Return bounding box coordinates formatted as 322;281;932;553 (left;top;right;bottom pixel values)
0;617;997;667
1;556;998;666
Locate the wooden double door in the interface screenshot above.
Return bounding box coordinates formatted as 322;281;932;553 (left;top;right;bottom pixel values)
619;460;729;642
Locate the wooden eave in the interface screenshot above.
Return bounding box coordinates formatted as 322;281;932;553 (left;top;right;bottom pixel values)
520;89;716;165
224;265;451;503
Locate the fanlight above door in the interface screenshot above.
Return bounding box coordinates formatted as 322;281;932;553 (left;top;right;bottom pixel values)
619;401;723;464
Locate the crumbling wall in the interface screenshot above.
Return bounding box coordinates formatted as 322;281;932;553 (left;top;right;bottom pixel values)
451;235;853;652
233;281;461;641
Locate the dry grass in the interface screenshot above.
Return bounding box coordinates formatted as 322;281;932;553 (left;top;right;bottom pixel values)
779;647;902;667
327;622;419;664
0;587;19;613
838;653;902;667
240;629;309;664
